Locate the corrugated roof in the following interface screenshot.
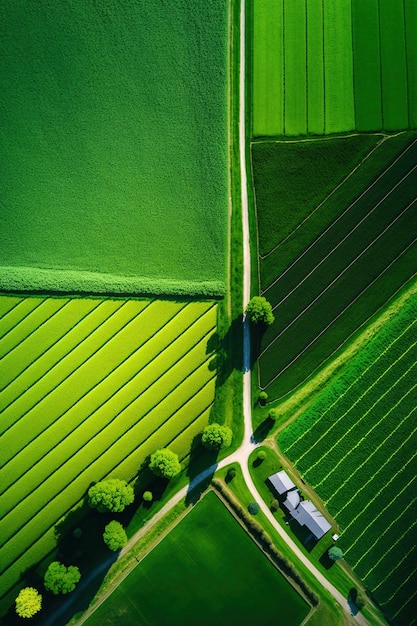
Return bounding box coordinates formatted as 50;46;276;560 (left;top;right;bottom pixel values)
290;500;331;539
284;489;300;511
268;470;296;495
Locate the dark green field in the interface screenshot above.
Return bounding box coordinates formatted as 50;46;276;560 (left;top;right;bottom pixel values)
253;132;417;400
0;0;228;295
279;288;417;626
86;492;310;626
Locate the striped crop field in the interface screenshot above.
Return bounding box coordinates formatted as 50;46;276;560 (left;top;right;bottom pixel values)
279;289;417;626
0;295;217;600
252;0;417;136
0;0;228;295
253;132;417;401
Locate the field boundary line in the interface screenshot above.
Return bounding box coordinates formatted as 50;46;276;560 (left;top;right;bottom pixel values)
270;189;416;312
0;299;108;401
306;368;417;480
285;314;417;453
375;548;417;596
260;240;416;391
0;298;23;322
392;586;417;619
0;315;215;500
260;135;415;262
324;402;417;500
0;298;46;343
362;519;417;581
343;466;417;540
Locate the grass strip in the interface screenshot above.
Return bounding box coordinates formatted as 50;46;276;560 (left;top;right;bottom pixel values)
306;0;324;134
283;0;307;136
405;0;417;128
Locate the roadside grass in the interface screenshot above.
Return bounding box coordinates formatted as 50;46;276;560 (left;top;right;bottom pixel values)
253;132;417;400
0;0;228;293
85;492;310;626
0;296;218;601
279;288;417;625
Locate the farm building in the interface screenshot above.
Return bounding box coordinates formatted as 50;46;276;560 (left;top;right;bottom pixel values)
290;501;331;540
268;470;295;495
283;489;300;512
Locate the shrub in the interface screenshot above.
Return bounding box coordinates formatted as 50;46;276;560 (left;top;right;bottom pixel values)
328;546;344;561
270;499;279;512
44;562;81;595
143;490;153;502
268;408;278;421
149;448;181;479
248;501;260;515
256;450;267;462
201;423;233;450
15;587;42;618
72;528;82;539
88;479;134;513
103;520;128;552
258;391;268;405
245;296;275;325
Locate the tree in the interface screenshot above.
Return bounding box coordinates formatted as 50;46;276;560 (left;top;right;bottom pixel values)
149;448;181;479
248;501;260;515
44;561;81;595
103;520;128;551
15;587;42;618
143;490;153;502
258;390;268;405
256;450;266;462
270;499;279;512
88;479;134;513
268;408;278;422
245;296;275;326
201;423;233;451
328;546;344;561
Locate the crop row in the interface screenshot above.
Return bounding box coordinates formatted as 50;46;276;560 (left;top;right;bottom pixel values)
1;299;195;452
0;297;45;337
1;304;215;488
283;0;306;136
306;0;324;134
280;305;417;454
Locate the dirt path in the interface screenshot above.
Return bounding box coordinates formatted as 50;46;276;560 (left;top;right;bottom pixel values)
70;3;374;624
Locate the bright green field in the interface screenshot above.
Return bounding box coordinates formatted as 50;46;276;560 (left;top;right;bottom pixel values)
252;0;416;135
253;132;417;400
279;288;417;626
0;295;217;600
86;492;310;626
0;0;228;295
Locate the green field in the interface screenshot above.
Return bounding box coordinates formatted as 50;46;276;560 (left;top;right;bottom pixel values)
0;0;228;295
252;0;416;135
252;132;417;400
86;492;310;626
279;288;417;626
0;295;217;600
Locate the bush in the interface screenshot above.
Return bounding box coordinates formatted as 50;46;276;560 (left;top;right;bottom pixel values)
256;450;267;462
248;501;260;515
149;448;181;479
88;479;134;513
245;296;275;325
270;499;279;512
72;528;82;539
268;408;278;421
328;546;344;561
258;391;268;405
103;520;128;552
44;562;81;595
201;423;233;450
143;490;153;502
15;587;42;618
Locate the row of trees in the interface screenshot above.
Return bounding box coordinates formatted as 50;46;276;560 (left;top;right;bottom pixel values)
15;423;233;618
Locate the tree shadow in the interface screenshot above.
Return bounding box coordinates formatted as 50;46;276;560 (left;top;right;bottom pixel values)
251;416;275;443
319;547;335;570
185;434;218;506
347;589;360;616
211;314;256;386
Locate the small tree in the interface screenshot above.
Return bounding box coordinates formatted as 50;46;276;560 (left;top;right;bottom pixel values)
248;501;260;515
268;408;278;422
149;448;181;479
245;296;275;326
270;499;279;512
258;391;268;406
201;423;233;451
15;587;42;618
256;450;266;463
143;490;153;502
225;467;236;482
103;520;128;552
328;546;344;561
44;562;81;595
88;479;134;513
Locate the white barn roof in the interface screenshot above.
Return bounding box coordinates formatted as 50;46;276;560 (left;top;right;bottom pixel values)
290;500;331;539
284;489;300;511
268;470;296;495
